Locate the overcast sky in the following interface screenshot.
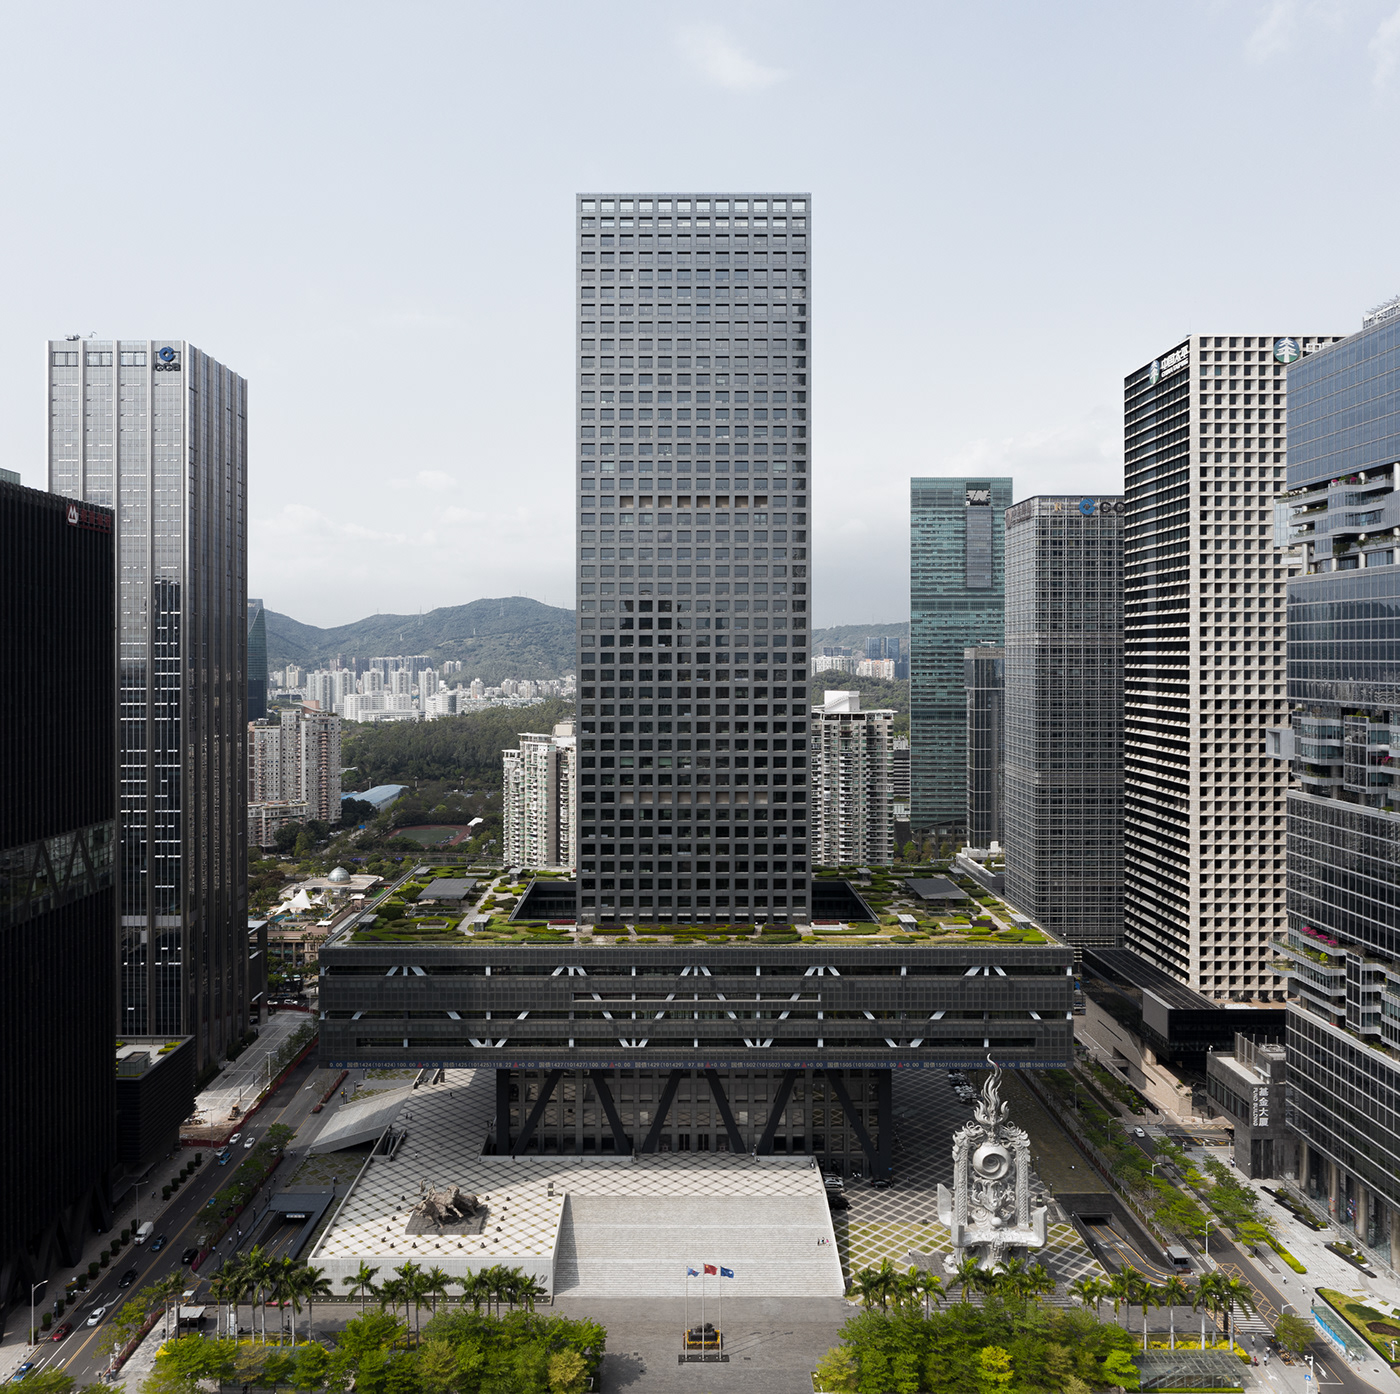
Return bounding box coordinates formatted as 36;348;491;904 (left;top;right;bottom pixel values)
3;1;1398;627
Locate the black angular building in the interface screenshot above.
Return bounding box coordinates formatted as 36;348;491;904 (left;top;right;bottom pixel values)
0;481;117;1333
318;936;1074;1180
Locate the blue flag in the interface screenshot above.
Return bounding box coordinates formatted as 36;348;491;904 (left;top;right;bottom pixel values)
720;1266;735;1278
686;1266;700;1277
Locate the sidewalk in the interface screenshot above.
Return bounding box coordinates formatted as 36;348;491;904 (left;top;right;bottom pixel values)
0;1147;201;1377
187;1013;309;1137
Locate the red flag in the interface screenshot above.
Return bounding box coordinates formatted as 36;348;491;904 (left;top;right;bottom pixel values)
703;1263;718;1275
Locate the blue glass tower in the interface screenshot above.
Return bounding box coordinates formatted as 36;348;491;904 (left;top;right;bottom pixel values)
909;477;1011;838
1272;300;1400;1270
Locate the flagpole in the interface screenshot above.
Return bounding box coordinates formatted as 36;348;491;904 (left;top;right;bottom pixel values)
701;1265;706;1342
684;1267;689;1352
718;1264;723;1351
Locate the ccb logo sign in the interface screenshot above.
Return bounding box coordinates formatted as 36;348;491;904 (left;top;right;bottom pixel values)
1078;499;1125;517
153;345;182;372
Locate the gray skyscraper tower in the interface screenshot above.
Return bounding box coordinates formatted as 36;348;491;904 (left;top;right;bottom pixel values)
49;339;250;1070
1003;496;1125;947
573;193;811;924
1269;299;1400;1269
247;597;268;721
964;644;1004;849
1123;333;1341;1002
910;478;1011;839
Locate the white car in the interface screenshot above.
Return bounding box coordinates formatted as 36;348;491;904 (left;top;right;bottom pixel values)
86;1306;108;1327
243;1134;256;1148
1134;1127;1147;1138
228;1132;242;1145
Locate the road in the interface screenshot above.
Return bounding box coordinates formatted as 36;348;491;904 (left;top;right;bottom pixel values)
23;1051;351;1386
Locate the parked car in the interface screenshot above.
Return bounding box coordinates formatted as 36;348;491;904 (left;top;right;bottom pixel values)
149;1234;168;1253
180;1247;198;1265
86;1306;108;1326
871;1178;891;1190
118;1269;138;1288
827;1192;851;1211
50;1323;72;1342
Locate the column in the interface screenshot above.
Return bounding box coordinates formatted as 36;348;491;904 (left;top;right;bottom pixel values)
1389;1201;1400;1274
1328;1160;1339;1218
1357;1186;1370;1244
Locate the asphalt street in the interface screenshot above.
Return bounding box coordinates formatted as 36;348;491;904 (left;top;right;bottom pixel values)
20;1051;352;1386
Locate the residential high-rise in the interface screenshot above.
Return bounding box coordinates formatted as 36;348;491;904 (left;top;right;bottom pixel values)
910;478;1012;840
248;707;343;842
574;191;812;925
964;644;1004;849
1122;333;1343;1003
892;737;911;825
811;691;896;865
1;480;117;1333
502;723;578;869
1269;301;1400;1271
49;338;250;1070
1001;497;1125;947
247;597;268;721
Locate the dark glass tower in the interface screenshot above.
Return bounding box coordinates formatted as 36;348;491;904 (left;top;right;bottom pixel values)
1002;496;1125;947
0;481;117;1333
1271;302;1400;1272
49;339;250;1071
964;644;1004;848
573;192;812;925
910;478;1011;840
248;597;268;722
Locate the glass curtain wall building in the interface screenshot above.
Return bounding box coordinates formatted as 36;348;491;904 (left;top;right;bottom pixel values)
1269;300;1400;1273
1123;334;1340;1002
573;193;812;925
48;339;250;1072
910;478;1012;841
247;597;268;721
1002;496;1125;948
0;481;116;1335
964;644;1004;848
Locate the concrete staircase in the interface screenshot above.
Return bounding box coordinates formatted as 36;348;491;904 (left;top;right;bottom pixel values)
553;1193;845;1298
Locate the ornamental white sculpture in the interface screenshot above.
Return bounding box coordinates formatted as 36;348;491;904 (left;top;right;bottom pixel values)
937;1058;1047;1272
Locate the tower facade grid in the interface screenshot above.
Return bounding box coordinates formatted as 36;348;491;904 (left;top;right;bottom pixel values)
1002;495;1125;947
572;192;812;924
1122;332;1341;1003
910;477;1012;840
49;338;249;1070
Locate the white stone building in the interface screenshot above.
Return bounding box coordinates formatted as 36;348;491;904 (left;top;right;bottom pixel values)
811;691;896;866
503;723;578;869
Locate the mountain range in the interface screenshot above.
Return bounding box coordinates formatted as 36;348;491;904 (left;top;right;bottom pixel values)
264;596;911;687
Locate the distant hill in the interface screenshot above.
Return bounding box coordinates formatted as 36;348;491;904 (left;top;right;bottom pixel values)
265;597;576;686
811;620;910;655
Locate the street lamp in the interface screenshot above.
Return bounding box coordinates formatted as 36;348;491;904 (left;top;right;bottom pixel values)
30;1281;44;1345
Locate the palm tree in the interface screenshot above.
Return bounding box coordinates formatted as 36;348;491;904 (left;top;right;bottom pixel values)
343;1262;380;1314
1159;1274;1194;1350
455;1270;488;1313
424;1266;452;1319
394;1261;428;1339
1025;1262;1055;1303
908;1267;945;1319
1195;1271;1227;1349
850;1267;882;1310
378;1276;407;1327
1219;1274;1259;1352
519;1274;550;1313
1069;1274;1105;1318
1106;1266;1139;1331
241;1245;273;1343
300;1265;333;1343
1137;1279;1161;1351
952;1255;984;1304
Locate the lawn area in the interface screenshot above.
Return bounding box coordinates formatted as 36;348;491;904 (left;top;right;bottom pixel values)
393;824;472;845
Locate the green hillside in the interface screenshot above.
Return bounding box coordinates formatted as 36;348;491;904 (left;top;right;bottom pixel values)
265;596;576;686
811;620;910;654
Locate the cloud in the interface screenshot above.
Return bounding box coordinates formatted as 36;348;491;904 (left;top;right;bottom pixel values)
1371;3;1400;84
677;25;788;90
1245;0;1303;62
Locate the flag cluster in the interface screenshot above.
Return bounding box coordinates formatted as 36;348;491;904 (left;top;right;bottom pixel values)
685;1264;735;1277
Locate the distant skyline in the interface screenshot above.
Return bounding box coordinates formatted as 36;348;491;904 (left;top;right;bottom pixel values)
3;2;1399;626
